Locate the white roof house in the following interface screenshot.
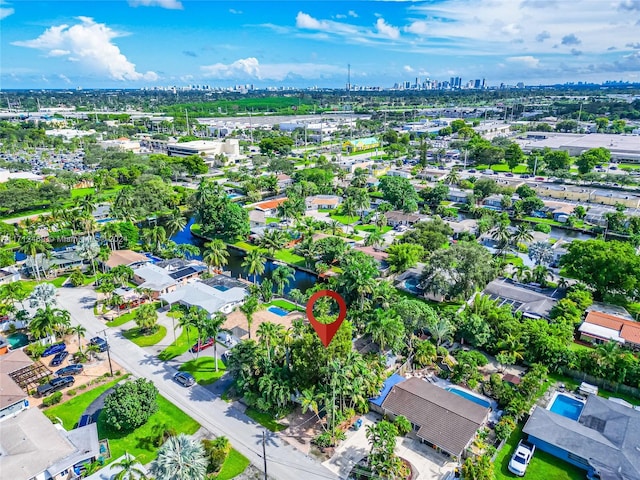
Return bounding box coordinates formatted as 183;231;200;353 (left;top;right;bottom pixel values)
160;281;248;315
134;264;177;293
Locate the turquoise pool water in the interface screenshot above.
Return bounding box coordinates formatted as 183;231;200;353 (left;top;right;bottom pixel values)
268;306;289;317
7;333;29;349
404;278;421;293
549;393;584;420
445;387;491;409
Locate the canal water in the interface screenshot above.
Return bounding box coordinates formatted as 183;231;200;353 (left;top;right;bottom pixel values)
170;217;317;293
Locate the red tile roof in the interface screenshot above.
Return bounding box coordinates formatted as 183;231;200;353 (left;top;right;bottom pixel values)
584;311;640;345
254;197;287;211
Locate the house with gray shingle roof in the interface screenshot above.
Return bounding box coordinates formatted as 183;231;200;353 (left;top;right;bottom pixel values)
380;377;490;458
523;395;640;480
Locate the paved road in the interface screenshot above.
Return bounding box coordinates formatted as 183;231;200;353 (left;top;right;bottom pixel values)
56;287;337;480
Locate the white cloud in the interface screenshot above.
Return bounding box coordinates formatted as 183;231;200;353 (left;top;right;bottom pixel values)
12;17;157;81
348;10;358;18
404;20;429;35
561;33;581;46
201;57;343;81
128;0;183;9
0;7;14;19
375;18;400;39
229;8;242;15
618;0;640;11
506;55;541;68
58;74;71;84
403;65;414;72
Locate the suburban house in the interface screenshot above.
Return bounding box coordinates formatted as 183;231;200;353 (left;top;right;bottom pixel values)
552;205;574;223
386;169;412;179
253;197;287;217
276;174;293;190
101;250;148;271
578;311;640;350
248;209;267;228
159;278;248;316
386;211;428;228
482;279;559;319
305;195;342;210
132;261;206;299
23;250;85;278
91;204;111;221
376;377;490;459
482;194;503;209
0;267;20;285
523;395;640;479
342;137;380;153
447;188;473;203
0;350;101;480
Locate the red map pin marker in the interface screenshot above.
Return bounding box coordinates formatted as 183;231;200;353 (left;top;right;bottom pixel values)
306;290;347;348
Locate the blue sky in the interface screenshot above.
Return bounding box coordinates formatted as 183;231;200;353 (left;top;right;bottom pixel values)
1;0;640;89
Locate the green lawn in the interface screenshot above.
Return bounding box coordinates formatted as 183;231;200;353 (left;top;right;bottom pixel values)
244;407;287;432
158;325;198;361
503;254;524;267
567;342;593;353
494;425;586;480
71;187;96;198
106;302;161;328
353;224;393;234
44;375;129;430
98;394;200;465
265;299;302;312
214;449;250;480
232;240;259;251
51;274;94;288
123;326;167;347
179;357;226;385
274;248;305;266
523;216;563;226
266;217;280;224
476;163;529;174
328;214;359;225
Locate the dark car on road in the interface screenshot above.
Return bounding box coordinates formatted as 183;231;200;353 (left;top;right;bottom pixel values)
174;371;196;387
37;376;75;396
50;351;69;367
190;337;214;353
89;337;108;352
42;343;66;357
56;364;83;376
78;414;93;427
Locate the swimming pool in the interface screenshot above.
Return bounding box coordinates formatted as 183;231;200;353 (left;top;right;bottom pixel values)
214;285;230;292
7;333;29;349
268;306;289;317
548;392;585;421
404;278;422;294
445;386;491;409
228;193;243;199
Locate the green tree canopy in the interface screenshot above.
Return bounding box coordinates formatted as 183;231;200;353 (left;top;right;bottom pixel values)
102;378;158;432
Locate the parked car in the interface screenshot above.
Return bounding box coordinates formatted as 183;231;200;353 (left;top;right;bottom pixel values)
42;343;66;357
190;337;215;353
508;440;536;476
56;364;83;376
89;337;108;352
78;414;93;427
37;376;75;397
505;172;514;177
174;371;195;387
50;351;69;367
534;176;545;181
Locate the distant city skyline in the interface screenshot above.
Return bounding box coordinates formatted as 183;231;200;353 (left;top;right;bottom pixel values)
1;0;640;90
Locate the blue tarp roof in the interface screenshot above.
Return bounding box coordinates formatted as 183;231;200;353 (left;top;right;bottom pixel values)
369;373;406;407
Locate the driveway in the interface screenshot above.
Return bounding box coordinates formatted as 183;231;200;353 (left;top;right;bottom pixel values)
56;286;336;480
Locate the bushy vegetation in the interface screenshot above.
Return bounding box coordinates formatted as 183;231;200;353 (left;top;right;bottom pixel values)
102;378;158;432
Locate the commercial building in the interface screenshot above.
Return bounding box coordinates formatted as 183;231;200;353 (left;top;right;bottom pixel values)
517;132;640;162
342;137;380;153
166;139;241;165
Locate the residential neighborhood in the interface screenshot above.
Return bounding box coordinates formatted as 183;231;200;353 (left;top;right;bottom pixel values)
2;59;640;480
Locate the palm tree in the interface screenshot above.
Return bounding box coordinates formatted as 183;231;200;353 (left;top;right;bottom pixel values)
69;324;87;353
205;312;226;372
241;249;266;284
258;229;288;257
143;226;167;253
149;434;207;480
164;210;187;238
202;239;229;274
19;235;50;281
29;282;57;310
364;228;384;248
513;223;533;247
0;281;27;310
271;265;295;297
490;222;511;254
76;194;97;217
76;235;100;279
366;309;405;352
114;452;147;480
239;295;259;339
294;237;317;268
257;321;284;362
444;169;461;185
134;303;159;334
341;197;358;234
429;317;454;347
29;307;70;340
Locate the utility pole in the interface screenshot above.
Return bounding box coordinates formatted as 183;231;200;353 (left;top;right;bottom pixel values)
262;430;268;480
98;328;114;376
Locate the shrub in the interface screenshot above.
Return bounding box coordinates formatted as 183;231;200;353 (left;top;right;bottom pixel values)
67;389;77;396
42;391;63;407
394;415;412;436
25;343;46;359
102;378;158;432
534;223;551;233
79;384;87;390
203;436;231;473
494;416;516;442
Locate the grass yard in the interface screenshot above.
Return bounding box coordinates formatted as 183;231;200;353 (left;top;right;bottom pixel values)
106;302;161;328
476;163;529;174
265;299;302;312
158;325;198;361
266;217;280;224
244;407;287;432
328;214;359;225
274;248;306;266
354;224;393;234
213;449;251;480
51;274;94;288
523;216;563;226
71;187;96;198
232;240;259;251
494;425;585;480
504;253;524;267
179;357;226;385
123;326;167;347
98;394;200;465
44;375;129;430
